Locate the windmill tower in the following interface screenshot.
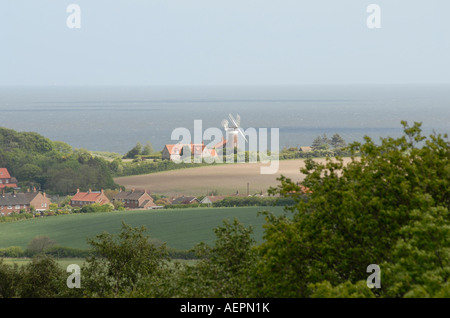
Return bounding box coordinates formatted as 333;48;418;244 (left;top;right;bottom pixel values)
221;113;248;149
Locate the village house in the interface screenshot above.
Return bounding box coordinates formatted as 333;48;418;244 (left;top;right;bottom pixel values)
299;146;313;152
0;168;18;189
70;189;110;207
171;195;199;205
112;188;156;209
0;188;51;215
162;142;217;161
200;195;228;205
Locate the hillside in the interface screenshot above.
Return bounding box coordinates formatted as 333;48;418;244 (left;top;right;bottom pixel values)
0;127;119;194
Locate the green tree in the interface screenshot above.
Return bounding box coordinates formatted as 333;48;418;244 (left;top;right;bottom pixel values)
0;259;20;298
256;121;449;297
311;134;330;150
175;219;256;298
26;235;57;256
330;133;346;149
18;163;42;182
82;222;169;297
17;255;66;298
124;142;142;159
141;141;154;155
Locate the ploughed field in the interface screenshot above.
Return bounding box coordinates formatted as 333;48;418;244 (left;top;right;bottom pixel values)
114;158;353;196
0;206;285;251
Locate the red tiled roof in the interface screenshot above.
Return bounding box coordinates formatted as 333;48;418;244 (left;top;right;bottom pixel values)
213;138;227;149
0;168;12;179
0;184;18;189
165;143;217;157
72;191;104;202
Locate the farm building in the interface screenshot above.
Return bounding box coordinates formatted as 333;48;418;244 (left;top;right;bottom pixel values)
0;168;18;189
112;188;156;209
70;189;110;207
0;188;51;215
162;143;217;161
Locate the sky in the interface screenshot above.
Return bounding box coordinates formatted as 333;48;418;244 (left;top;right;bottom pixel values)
1;0;449;86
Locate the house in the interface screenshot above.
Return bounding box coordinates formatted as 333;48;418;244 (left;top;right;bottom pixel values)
162;143;217;161
0;188;51;215
171;196;199;205
112;188;156;209
287;182;312;196
0;168;18;189
70;189;110;207
213;137;227;150
200;195;228;205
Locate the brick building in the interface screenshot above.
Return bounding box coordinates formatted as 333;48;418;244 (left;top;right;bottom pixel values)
112;189;156;209
0;168;18;189
70;189;110;207
0;188;51;215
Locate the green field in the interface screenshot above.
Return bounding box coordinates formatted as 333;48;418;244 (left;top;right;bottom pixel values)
0;206;285;251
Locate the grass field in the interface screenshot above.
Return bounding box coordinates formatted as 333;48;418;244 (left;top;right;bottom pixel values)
114;158;350;196
1;258;86;269
0;206;285;251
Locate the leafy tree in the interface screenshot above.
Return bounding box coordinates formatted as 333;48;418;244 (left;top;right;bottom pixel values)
141;141;154;155
381;206;450;297
311;134;330;150
330;133;346;149
175;219;256;298
52;141;73;154
18;163;42;182
0;259;20;298
124;142;142;159
82;222;169;297
26;235;57;255
257;121;449;297
17;255;66;298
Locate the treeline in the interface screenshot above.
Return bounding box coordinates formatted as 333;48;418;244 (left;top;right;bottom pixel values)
0;127;119;195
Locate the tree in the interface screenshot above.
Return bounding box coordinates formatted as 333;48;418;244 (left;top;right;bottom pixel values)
257;121;449;297
26;236;57;255
330;133;346;149
0;259;20;298
17;255;66;298
124;142;142;159
141;141;154;155
311;134;330;150
18;164;42;182
82;222;169;297
174;219;257;298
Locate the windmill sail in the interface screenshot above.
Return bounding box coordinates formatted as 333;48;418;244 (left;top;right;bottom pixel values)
222;113;248;146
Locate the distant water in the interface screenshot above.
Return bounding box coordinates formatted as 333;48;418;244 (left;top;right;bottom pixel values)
0;85;449;154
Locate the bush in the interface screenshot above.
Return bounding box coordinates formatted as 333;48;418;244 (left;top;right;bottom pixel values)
0;246;25;258
79;203;114;213
44;246;91;258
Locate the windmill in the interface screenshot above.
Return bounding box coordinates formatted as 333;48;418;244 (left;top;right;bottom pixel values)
221;113;248;149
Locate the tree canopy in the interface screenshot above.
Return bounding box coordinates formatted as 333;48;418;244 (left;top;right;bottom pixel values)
0;127;119;195
259;121;450;297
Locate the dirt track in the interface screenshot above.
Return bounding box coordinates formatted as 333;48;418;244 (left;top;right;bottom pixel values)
114;158;353;197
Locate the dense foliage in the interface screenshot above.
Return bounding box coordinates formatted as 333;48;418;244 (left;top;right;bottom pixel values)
256;121;449;297
0;127;119;194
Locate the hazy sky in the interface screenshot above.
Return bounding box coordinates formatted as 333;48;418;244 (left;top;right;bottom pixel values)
1;0;449;86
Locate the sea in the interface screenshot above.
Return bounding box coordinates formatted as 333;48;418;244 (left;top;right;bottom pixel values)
0;84;449;154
